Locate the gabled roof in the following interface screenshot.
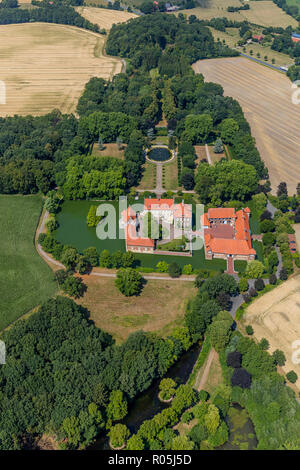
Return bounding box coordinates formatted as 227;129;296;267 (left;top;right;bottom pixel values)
144;198;174;211
126;224;155;247
121;207;136;223
174;203;192;218
208;208;236;219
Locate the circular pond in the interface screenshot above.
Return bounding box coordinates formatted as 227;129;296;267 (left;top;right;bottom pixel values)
148;146;171;162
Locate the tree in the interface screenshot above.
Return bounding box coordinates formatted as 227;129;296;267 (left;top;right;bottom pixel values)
106;390;128;422
277;182;288;198
272;349;286;366
61;275;86;298
286;371;298;384
83;247;99;267
159;378;176;401
260;219;275;233
168;262;181;278
245;260;264;279
259;338;269;350
219;118;239;144
216;292;231;310
214;138;223;154
109;424;129;449
208;311;233;352
126;434;144;450
93;383;108;407
99;249;112;268
227;351;242;368
181;170;195;190
201;273;238;298
171;435;195;450
182;114;213;144
87;205;101;227
115;268;143;296
231;368;251;389
61;247;78;269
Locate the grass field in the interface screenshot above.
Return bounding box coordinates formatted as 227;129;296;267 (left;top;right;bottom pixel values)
76;6;137;30
210;27;292;67
0;195;57;331
242;274;300;388
0;23;122;117
136;162;157;190
177;0;297;28
163;157;179;191
193;57;300;195
91;142;125;159
76;276;196;342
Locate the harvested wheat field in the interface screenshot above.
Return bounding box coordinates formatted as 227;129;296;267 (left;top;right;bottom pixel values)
243;275;300;388
177;0;297;28
194;57;300;194
76;6;137;30
0;23;122;116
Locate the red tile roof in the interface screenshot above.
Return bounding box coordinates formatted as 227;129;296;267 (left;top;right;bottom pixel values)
174;203;192;218
204;208;255;257
121;207;136;223
126;225;155;247
208;208;236;219
144;198;174;211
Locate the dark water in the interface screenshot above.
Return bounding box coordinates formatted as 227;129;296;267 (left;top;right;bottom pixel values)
89;343;201;450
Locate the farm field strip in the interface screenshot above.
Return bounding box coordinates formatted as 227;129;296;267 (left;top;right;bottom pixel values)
243;274;300;388
177;0;297;28
0;23;122;116
193;57;300;194
76;6;137;30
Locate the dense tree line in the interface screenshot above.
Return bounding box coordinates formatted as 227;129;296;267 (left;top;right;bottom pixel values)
0;296;193;449
0;3;100;33
106;13;238;75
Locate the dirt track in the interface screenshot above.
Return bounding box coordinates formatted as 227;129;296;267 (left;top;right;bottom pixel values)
193;57;300;194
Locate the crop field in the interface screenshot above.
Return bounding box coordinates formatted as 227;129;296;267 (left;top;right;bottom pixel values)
0;23;122;117
76;6;137;30
177;0;297;28
194;57;300;194
209;27;292;67
0;195;57;331
76;275;196;342
243;274;300;388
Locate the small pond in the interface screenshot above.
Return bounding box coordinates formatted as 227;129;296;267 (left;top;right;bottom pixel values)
148;146;171;162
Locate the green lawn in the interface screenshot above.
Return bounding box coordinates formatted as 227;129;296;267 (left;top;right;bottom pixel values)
0;195;57;330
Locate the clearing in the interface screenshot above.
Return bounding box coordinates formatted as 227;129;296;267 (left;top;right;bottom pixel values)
76;275;196;342
242;274;300;389
177;0;297;28
91;142;125;159
0;195;57;331
193;57;300;195
0;23;122;117
76;6;137;30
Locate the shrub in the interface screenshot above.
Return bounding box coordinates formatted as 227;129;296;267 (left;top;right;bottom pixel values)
249;287;258;297
245;260;264;279
159;378;176;401
182;411;193;424
269;273;277;285
254;278;265;291
245;325;254;336
279;267;288;281
168;262;182;278
182;264;193;275
238;278;249;293
286;371;298;384
156;261;169;273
